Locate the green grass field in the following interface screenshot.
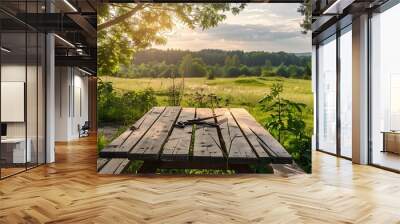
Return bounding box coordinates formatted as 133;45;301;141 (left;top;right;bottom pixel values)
100;76;314;133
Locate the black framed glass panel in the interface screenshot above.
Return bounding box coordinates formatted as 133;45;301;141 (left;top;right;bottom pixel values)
339;25;352;158
370;2;400;171
0;24;28;178
0;0;46;179
317;35;337;154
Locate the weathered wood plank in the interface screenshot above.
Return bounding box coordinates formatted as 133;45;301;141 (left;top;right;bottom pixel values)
107;129;132;147
214;108;257;163
100;107;165;158
248;123;292;163
229;108;271;161
193;108;224;162
161;108;195;161
230;109;291;162
114;159;131;174
103;108;154;149
98;158;130;174
129;106;182;160
97;158;109;171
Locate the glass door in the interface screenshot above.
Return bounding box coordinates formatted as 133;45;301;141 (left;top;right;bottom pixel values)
370;3;400;171
339;26;352;158
1;31;28;178
317;35;337;154
0;1;47;179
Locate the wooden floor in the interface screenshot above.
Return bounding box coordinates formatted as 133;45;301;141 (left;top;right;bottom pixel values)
1;136;400;223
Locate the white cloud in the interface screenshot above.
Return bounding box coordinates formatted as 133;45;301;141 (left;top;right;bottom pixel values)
155;3;311;53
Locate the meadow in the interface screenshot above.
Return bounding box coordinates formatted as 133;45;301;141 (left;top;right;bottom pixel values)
100;76;314;133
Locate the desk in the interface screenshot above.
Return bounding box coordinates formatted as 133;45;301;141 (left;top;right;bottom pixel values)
1;138;31;163
382;131;400;154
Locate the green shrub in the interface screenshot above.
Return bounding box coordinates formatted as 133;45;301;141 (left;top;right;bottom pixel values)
97;79;157;125
97;132;108;153
234;78;264;86
258;82;312;173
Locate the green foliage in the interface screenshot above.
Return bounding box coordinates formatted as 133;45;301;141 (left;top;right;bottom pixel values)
259;82;311;173
303;62;312;79
297;0;312;34
261;66;274;77
98;3;246;75
276;64;289;77
179;54;192;77
97;132;109;152
239;65;251;76
224;55;240;67
187;88;231;108
97;79;157;125
178;54;208;77
207;68;215;80
156;169;235;175
234;78;264;86
166;78;183;106
124;49;311;80
225;66;241;77
134;49;311;68
125;160;145;174
191;60;208;77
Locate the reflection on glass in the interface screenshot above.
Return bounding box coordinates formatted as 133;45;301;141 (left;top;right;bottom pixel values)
340;28;352;158
0;1;47;179
1;31;27;177
27;32;38;169
38;33;46;165
371;3;400;171
318;36;337;154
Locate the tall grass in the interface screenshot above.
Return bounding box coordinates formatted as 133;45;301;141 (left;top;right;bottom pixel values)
101;76;313;132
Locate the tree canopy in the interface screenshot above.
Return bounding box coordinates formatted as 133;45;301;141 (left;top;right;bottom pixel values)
97;3;311;75
114;49;311;79
98;3;246;75
133;49;310;67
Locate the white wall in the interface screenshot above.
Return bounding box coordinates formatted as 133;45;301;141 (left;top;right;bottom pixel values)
1;63;46;164
54;67;89;141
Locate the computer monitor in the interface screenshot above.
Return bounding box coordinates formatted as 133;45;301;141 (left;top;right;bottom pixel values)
1;123;7;137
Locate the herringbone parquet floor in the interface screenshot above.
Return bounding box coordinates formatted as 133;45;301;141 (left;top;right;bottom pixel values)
1;135;399;224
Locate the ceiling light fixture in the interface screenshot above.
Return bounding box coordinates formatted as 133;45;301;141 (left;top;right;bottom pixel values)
63;0;78;12
54;34;75;48
1;47;11;53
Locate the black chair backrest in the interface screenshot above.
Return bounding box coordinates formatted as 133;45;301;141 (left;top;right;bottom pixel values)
82;121;90;129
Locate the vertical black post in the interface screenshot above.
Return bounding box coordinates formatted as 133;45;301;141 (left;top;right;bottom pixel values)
315;45;319;151
44;0;48;164
25;0;28;171
36;0;39;167
367;11;373;165
336;27;341;157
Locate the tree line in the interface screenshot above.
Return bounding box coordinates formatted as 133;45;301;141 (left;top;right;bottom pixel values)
115;49;311;79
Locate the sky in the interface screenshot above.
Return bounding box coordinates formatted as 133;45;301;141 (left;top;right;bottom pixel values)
154;4;311;53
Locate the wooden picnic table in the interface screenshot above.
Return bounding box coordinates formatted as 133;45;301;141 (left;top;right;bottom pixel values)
98;107;292;174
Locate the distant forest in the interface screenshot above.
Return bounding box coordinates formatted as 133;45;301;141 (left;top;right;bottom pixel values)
116;49;311;79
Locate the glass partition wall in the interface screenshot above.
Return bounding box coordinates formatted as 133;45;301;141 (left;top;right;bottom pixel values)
316;25;352;159
339;26;352;159
317;35;337;154
370;3;400;171
0;2;46;179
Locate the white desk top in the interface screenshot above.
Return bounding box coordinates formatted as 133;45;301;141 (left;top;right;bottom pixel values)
1;138;28;143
